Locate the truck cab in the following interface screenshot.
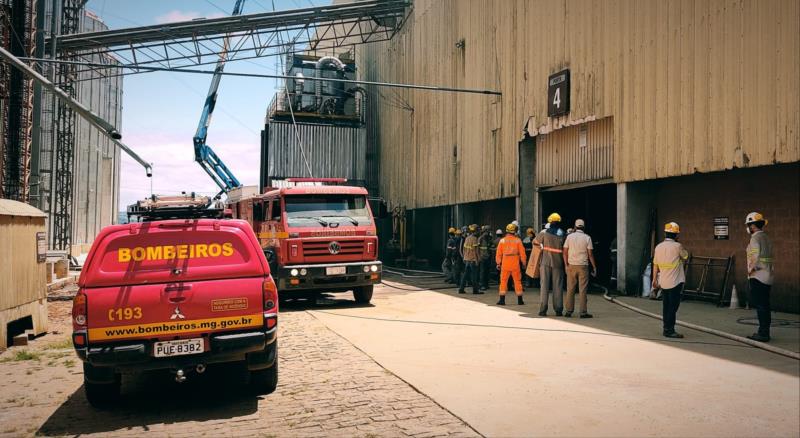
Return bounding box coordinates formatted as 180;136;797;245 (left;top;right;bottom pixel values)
238;182;382;303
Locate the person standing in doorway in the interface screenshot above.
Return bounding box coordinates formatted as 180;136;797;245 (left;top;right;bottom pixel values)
495;223;527;305
451;228;464;287
744;212;774;342
563;219;597;318
491;229;504;284
522;228;536;287
443;227;457;283
652;222;689;338
538;213;566;316
459;224;482;294
478;225;493;291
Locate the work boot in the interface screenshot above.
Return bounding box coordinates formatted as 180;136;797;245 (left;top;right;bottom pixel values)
517;296;525;305
579;313;593;319
458;289;466;294
496;296;506;305
538;311;547;317
564;311;573;318
473;290;484;295
555;311;563;317
747;333;770;342
663;332;684;339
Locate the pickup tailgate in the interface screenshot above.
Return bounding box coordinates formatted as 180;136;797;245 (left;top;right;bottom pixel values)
85;278;265;343
79;219;270;344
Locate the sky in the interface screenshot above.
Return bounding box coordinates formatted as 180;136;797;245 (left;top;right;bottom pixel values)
83;0;328;209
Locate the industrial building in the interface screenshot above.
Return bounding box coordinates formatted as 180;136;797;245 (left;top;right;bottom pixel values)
261;51;373;192
1;1;122;255
358;0;799;311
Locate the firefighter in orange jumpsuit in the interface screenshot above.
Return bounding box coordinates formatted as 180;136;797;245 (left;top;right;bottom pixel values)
495;223;527;305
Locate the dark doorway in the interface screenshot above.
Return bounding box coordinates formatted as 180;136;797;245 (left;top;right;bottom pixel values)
540;183;617;284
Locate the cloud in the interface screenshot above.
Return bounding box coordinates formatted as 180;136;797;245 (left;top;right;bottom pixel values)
154;10;226;24
118;135;261;210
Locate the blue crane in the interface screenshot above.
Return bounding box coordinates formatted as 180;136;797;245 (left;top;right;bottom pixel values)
193;0;246;198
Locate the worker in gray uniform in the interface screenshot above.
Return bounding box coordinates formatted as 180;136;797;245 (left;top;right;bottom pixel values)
537;213;566;316
744;212;774;342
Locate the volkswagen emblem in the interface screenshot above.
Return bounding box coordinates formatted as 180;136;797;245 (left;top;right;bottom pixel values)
328;241;341;255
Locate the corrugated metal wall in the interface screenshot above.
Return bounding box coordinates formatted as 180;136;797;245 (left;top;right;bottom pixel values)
358;0;800;209
535;117;614;187
69;12;123;247
36;9;122;248
265;121;367;184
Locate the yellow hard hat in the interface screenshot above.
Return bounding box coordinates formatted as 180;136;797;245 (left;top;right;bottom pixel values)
454;229;462;235
745;212;768;225
468;224;478;233
547;212;562;223
526;227;534;236
505;223;518;233
664;222;681;234
448;227;456;234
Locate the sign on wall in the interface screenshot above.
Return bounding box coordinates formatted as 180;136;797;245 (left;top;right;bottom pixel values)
713;217;729;240
36;232;47;262
548;69;571;118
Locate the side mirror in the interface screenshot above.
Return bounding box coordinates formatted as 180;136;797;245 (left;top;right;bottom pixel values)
252;202;264;221
369;197;389;219
379;200;388;219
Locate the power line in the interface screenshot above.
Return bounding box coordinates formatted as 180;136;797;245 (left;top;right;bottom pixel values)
21;57;503;96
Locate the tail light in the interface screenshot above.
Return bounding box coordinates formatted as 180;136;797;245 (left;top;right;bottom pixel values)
263;278;278;330
72;291;88;347
72;291;87;327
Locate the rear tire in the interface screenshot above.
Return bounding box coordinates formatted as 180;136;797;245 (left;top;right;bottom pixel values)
84;377;121;408
250;361;278;395
250;343;278;395
353;285;374;304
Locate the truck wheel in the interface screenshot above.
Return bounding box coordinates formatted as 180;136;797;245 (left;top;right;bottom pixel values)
353;285;374;304
250;360;278;395
84;377;121;408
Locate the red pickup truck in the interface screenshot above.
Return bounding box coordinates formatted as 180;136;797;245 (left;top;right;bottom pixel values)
72;218;278;407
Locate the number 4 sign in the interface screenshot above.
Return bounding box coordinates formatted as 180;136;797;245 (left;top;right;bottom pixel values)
548;69;570;117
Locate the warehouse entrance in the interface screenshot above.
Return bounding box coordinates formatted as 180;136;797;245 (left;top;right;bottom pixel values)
540;183;617;285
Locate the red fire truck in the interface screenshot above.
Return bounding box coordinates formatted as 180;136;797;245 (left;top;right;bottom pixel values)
230;179;384;303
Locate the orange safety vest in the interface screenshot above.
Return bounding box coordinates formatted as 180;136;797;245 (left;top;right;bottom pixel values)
495;235;527;269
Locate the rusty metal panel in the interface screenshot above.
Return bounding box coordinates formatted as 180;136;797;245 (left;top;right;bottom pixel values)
535;118;613;187
358;0;800;209
265;121;367;184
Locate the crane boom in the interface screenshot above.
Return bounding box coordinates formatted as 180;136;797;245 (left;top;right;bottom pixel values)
193;0;245;197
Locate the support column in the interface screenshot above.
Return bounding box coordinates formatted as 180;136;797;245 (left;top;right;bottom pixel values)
617;182;656;294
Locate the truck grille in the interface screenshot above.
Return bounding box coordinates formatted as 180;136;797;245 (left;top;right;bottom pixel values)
302;239;365;260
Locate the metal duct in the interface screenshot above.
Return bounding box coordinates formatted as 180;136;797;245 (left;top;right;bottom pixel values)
348;86;367;124
315;56;344;108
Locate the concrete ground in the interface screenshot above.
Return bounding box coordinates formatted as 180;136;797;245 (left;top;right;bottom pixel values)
613;295;800;353
2;276;798;437
309;272;800;437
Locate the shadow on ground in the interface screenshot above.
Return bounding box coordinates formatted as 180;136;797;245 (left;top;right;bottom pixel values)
37;362;259;435
279;292;376;312
382;272;800;376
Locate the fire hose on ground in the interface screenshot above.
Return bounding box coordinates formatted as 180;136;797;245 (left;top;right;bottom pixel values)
600;284;800;360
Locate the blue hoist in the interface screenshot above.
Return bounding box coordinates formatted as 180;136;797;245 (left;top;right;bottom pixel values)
193;0;245;199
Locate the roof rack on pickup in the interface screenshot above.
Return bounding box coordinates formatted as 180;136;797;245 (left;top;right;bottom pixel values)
127;193;228;222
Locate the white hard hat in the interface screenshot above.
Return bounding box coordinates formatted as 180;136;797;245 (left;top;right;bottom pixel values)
745;212;767;225
495;229;503;235
575;219;585;228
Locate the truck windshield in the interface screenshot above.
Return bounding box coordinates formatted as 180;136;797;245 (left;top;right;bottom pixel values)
285;194;372;228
